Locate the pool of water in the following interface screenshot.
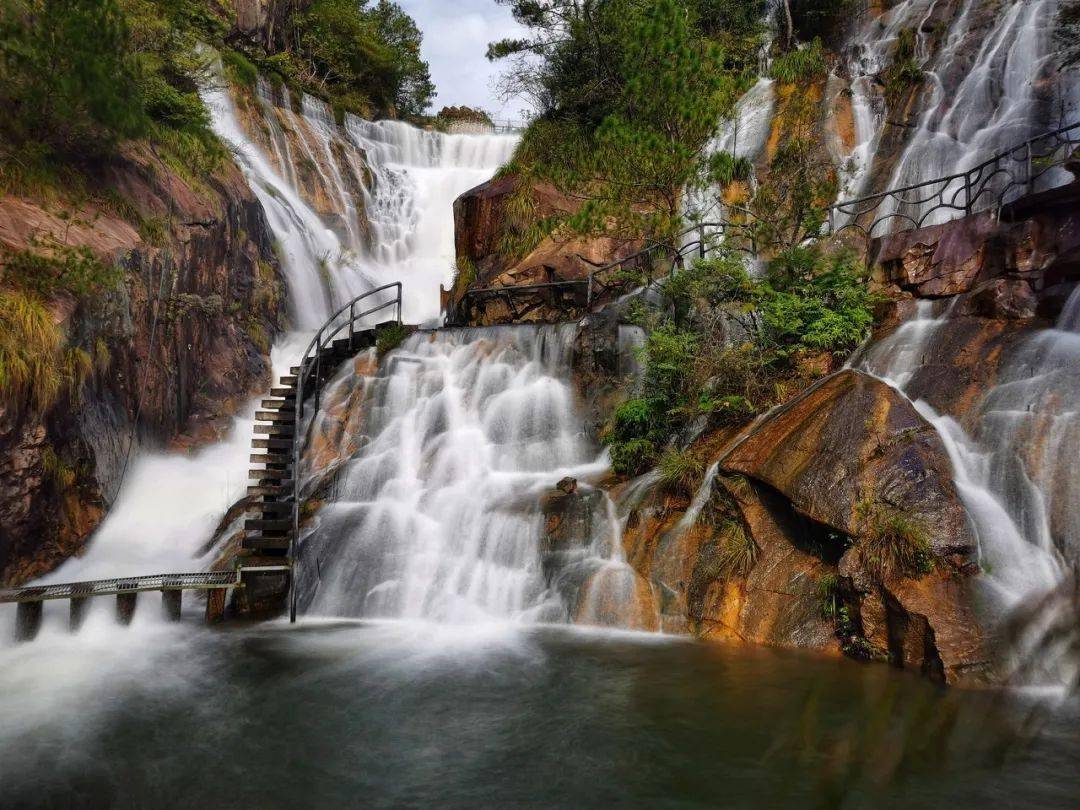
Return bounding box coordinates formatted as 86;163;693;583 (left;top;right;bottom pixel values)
0;619;1077;808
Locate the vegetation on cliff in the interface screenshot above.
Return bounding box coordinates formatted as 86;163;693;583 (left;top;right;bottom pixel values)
488;0;765;255
606;246;875;474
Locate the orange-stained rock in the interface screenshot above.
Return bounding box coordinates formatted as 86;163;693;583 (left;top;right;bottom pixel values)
575;562;660;632
721;369;976;558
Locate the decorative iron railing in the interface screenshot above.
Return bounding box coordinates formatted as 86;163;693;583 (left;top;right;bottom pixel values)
827;120;1080;238
446;222;734;325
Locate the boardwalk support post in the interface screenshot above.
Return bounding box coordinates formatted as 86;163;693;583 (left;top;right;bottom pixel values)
205;588;226;624
15;601;43;642
116;591;137;625
162;590;182;622
69;597;90;632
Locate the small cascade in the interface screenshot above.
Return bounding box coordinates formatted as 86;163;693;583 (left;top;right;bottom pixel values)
344;118;519;323
859;289;1080;620
297;325;610;622
840;0;1072;222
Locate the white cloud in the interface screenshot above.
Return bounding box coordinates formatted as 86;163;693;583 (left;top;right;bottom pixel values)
396;0;534;119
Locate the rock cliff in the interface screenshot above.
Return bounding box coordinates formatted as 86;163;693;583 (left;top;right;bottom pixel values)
0;143;287;585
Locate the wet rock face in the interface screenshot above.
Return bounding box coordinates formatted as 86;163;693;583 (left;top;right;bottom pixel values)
721;370;976;559
872;182;1080;301
0;146;287;585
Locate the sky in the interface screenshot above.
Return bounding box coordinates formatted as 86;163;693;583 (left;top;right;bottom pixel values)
397;0;532;120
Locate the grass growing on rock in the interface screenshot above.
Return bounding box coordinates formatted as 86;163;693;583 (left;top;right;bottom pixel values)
376;323;410;359
855;500;935;580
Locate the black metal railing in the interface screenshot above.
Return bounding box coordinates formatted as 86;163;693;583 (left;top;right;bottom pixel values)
288;282;403;622
827;120;1080;238
447;221;734;325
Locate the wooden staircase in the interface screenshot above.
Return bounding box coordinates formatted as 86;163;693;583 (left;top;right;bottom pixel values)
242;320;401;560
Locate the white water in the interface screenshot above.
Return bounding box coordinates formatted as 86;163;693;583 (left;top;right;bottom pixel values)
840;0;1073;225
299;325;610;622
859;291;1080;610
3;75;516;635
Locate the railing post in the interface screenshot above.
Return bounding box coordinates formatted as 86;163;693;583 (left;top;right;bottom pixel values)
586;272;593;310
349;302;355;351
1025;141;1034;196
964;171;972;216
698;225;706;259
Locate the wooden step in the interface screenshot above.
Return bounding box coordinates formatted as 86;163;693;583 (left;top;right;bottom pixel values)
252;438;293;450
269;387;297;398
253;424;294;436
279;375;298;385
245;518;291;532
256;411;295;423
260;398;296;411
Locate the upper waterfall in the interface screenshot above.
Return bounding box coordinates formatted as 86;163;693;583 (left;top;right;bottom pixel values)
207;72;518;326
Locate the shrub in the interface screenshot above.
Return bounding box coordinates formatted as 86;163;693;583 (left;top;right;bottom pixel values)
0;288;64;413
2;242;123;298
376;322;410;358
221;49;259;89
607;437;658;477
882;29;923;103
817;572;842;620
770;39;827;84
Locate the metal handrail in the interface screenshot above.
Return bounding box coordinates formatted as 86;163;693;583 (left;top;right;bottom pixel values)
827;119;1080;238
0;571;241;604
288;282;403;621
448;221;733;324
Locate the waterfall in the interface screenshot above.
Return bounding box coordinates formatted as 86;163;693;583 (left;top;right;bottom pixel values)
840;0;1072;223
859;290;1080;617
297;325;611;622
344;118;518;323
9;74;517;603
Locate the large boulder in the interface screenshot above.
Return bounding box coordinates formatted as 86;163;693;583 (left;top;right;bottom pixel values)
717;369;988;683
721;370;975;558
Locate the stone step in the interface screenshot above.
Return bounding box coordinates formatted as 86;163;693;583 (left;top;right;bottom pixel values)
245;518;291;532
260;398;296;411
242;535;291;551
249;454;291;466
253;424;294;437
247;484;291;497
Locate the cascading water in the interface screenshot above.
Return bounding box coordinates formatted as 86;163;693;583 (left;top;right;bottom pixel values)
345;118;518;323
296;325;611;622
4;72;518;621
840;0;1075;222
859;289;1080;675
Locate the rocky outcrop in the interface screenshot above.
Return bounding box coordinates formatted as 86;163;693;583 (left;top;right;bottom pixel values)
0;143;287;585
721;370;976;559
451;173;640;324
871;182;1080;304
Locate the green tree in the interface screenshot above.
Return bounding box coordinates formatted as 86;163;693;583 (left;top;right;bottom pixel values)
0;0;147;156
295;0;433;117
562;0;751;247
